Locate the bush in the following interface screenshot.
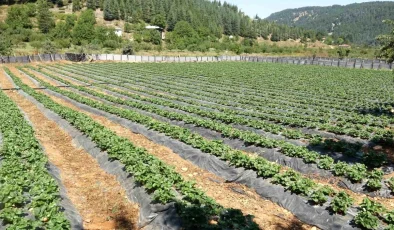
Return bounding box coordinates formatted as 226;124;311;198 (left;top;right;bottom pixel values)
55;38;71;49
124;23;132;33
41;40;57;54
122;43;135;55
30;41;43;50
103;40;119;50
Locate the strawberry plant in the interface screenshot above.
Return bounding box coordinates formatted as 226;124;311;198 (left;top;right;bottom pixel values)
330;192;353;215
347;163;367;183
385;210;394;224
360;198;386;215
363;151;388;168
387;177;394;193
367;169;384;191
317;155;334;170
333;161;349;176
355;211;379;230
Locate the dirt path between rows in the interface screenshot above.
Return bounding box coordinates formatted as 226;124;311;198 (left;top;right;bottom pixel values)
12;66;315;229
1;67;140;229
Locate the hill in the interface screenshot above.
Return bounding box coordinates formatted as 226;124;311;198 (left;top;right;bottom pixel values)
265;1;394;45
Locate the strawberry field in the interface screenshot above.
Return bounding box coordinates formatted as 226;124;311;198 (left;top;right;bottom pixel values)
1;62;394;230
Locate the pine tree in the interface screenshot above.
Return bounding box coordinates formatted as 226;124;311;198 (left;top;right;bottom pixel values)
87;0;96;10
167;7;177;31
142;0;154;23
37;0;55;33
72;9;96;45
104;0;118;21
132;0;143;22
119;0;126;20
113;0;120;20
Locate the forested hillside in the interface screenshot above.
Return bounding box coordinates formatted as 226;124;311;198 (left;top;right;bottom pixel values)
266;1;394;45
0;0;323;56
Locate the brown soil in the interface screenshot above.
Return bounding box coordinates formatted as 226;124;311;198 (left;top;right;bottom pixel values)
10;66;316;229
1;67;140;229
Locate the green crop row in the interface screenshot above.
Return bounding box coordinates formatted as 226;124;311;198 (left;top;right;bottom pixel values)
31;66;387;191
18;66;394;226
21;65;394;229
0;79;70;229
56;63;394;144
66;62;394;128
4;67;260;229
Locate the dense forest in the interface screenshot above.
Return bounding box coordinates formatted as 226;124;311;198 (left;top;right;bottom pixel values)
0;0;324;55
266;1;394;45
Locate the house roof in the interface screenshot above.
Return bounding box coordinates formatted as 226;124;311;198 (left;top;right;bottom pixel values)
145;25;162;29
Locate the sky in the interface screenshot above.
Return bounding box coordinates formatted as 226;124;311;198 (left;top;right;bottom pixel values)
225;0;383;18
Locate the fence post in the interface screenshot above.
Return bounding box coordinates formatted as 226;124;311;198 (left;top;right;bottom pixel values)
353;60;356;69
371;61;374;70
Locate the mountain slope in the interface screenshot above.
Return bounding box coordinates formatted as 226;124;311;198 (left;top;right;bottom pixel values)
265;1;394;45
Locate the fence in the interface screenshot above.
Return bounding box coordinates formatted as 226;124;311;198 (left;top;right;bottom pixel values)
0;54;65;64
1;53;392;70
91;54;242;62
0;54;242;64
243;56;393;70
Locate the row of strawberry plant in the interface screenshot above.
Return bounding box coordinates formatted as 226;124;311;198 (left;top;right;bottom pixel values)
75;63;394;127
19;66;394;229
58;64;394;143
133;62;393;114
32;66;384;190
4;67;260;229
45;66;361;153
42;65;370;165
0;80;70;229
57;63;370;124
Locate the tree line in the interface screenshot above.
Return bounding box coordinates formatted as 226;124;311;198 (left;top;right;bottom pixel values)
0;0;392;58
266;1;394;45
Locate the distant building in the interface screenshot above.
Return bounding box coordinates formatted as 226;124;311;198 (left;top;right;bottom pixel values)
339;44;351;48
145;25;165;40
115;27;122;37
